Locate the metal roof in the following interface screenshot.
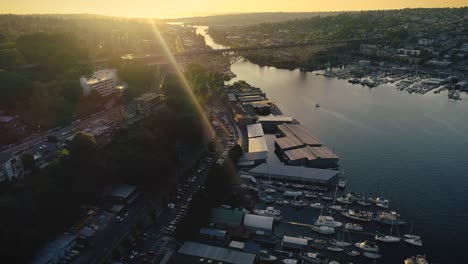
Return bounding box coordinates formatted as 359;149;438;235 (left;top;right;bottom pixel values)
178;242;256;264
257;115;294;122
307;146;339;159
110;184;136;199
278;124;322;146
284;147;317;161
210;208;244;226
200;228;227;238
248;136;268;153
275;136;304;151
282;236;308;246
244;214;274;231
33;234;76;264
248;163;339;182
247;123;264;138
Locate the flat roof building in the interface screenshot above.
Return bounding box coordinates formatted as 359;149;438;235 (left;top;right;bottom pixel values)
33;234;77;264
247;123;264;138
108;184;138;204
174;241;256;264
248;163;339;187
277;124;322;147
248;136;268;154
210;208;244;227
243;213;274;233
257;115;295;133
80;69;119;97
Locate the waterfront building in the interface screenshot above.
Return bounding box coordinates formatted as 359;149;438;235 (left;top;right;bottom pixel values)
173;241;256;264
248;163;339;187
247;123;264;138
210;208;245;227
282;236;308;250
243;213;274;234
257;115;295;133
80;69;120;97
33;234;77;264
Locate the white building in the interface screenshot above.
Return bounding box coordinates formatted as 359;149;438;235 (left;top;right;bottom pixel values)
1;155;24;181
418;39;434;46
80;69;119;97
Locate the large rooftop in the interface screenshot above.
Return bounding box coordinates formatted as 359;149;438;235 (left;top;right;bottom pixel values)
33;234;76;264
177;241;256;264
275;135;304;150
248;163;339;182
277;124;322;147
247;123;264;138
248;136;268;153
257;115;294;122
110;184;136;199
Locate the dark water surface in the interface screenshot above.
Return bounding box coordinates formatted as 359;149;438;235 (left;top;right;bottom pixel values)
196;26;468;263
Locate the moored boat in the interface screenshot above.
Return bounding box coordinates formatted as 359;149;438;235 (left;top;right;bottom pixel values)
375;232;401;242
291;199;307;208
345;223;363;231
363;252;382;259
315;215;343;228
327;246;343;252
300;252;327;264
404;237;423;246
355;240;379;252
311;225;335;235
328;205;347;212
329;239;351;247
368;197;389;204
336;195;353;205
310;202;324;209
275;198;290;205
260;195;275;203
357;200;371;206
341;209;373;222
346;250;360;257
321;196;333;201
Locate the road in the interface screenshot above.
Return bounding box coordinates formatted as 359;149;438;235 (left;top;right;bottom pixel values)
1;107;122;157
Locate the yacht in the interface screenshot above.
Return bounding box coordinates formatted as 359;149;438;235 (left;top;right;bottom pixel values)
345;223;363;231
310;202;323;209
311;225;335;235
404;236;423;246
327;246;343;252
265;188;277;194
337;179;347;189
253;207;282;220
328;205;346;212
321;196;333;201
304;191;318;199
300;252;327;264
315;216;343;228
375;232;401;242
363;252;382;259
329;239;351;247
341;209;373;222
375;211;406;225
357;200;371;206
346;250;360;257
368;197;389;204
275;198;290;205
355;241;379;252
260;195;275;203
291;199;307;208
376;201;389;209
336;195;353;205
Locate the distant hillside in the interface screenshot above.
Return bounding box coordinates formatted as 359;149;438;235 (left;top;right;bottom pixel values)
165;12;342;27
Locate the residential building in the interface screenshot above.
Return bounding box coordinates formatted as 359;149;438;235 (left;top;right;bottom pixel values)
418;39;434;46
80;69;120;97
1;155;24;181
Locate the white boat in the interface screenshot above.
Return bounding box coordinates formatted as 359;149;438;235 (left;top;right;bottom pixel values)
275;198;290;205
329;239;351;247
328;205;346;212
346;250;360;257
315;216;343;228
311;225;335;235
253;207;282;220
376;201;389;209
260;196;275;203
375;211;405;225
336;195;353;205
368;197;389;204
310;202;323;209
291;184;305;189
265;188;277;194
375;233;401;242
327;246;343;252
341;209;373;222
300;252;327;264
291;199;307;208
404;234;421;240
345;223;363;231
321;196;333;201
355;241;379;252
363;252;382;259
304;192;318;199
337;179;347;189
404;237;423;246
284;191;303;198
259;252;277;262
282;259;298;264
357;200;371;206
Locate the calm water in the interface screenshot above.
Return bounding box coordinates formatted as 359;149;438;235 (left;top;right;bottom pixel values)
196;26;468;262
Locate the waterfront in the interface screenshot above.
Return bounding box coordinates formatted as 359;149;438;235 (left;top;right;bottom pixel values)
196;26;468;262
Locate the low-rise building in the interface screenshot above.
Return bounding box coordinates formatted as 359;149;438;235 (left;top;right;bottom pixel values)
80;69;120;97
173;241;256;264
0;155;24;181
33;234;77;264
133;93;165;116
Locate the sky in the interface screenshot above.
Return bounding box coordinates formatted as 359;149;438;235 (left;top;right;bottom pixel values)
0;0;466;18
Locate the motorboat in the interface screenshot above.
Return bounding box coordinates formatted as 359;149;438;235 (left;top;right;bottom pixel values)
291;199;307;208
357;200;371;206
363;252;382;259
300;252;327;264
404;237;423;246
341;209;373;222
284;191;302;198
375;211;405;225
315;216;343;228
258;250;277;262
275;198;290;205
376;201;389;209
321;196;333;201
375;232;401;242
282;259;298;264
304;192;318;199
336;195;353;205
328;205;346;212
337;179;347;189
405;255;428;264
260;196;275;203
404;234;421;240
347;192;363;201
265;188;277;194
345;223;363;231
315;103;320;108
311;225;335;235
327;246;343;252
310;202;324;209
355;241;379;252
253;207;282;220
346;250;360;257
368;197;389;204
329;239;351;247
291;184;305;189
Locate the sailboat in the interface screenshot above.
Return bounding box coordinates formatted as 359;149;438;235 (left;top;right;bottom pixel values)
375;232;401;243
404;222;423;246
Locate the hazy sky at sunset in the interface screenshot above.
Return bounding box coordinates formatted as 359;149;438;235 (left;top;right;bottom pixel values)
1;0;465;18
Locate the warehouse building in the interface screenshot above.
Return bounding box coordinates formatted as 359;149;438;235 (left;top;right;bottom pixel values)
248;163;339;187
257;115;295;133
282;236;308;250
33;234;77;264
246;123;264;138
210;208;245;227
243;213;274;234
173;241;256;264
